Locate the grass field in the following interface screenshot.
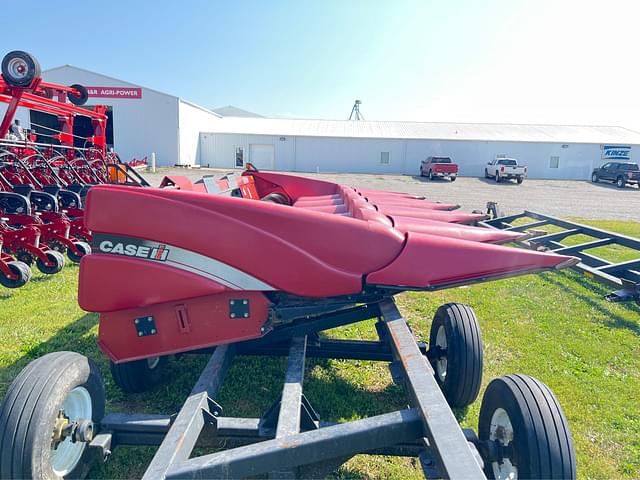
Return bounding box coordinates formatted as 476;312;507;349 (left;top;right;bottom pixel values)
0;218;639;479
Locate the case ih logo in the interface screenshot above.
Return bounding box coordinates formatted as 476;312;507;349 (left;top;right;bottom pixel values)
98;240;169;261
85;86;142;99
602;145;631;160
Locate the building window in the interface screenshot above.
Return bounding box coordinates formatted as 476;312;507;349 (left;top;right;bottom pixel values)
550;156;559;168
235;146;244;167
380;152;390;164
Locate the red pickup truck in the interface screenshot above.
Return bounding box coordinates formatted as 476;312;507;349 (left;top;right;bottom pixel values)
420;156;459;181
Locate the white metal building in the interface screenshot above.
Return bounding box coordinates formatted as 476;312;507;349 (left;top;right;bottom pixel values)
199;118;640;180
4;65;640;179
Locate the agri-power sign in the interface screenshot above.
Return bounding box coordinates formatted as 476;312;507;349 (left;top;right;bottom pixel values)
85;86;142;99
602;145;631;160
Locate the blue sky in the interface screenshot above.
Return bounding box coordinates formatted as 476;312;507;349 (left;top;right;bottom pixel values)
2;0;639;130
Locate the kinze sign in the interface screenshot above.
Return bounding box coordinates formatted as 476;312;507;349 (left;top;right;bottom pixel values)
86;86;143;99
602;145;631;160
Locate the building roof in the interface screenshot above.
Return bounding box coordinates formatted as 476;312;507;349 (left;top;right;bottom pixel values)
213;105;264;118
205;117;640;145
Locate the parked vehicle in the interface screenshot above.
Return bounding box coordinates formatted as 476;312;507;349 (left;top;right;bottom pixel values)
591;161;640;189
420;156;458;181
485;157;527;184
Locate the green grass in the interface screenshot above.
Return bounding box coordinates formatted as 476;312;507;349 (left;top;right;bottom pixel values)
1;219;639;479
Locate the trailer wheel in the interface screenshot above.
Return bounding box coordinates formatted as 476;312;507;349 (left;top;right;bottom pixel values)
0;261;32;288
36;250;65;275
616;176;626;188
67;84;89;106
478;374;576;480
110;356;168;393
428;303;483;408
1;51;41;87
591;172;599;183
67;242;91;264
0;352;105;479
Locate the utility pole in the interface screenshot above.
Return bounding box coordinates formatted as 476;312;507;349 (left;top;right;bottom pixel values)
348;99;364;120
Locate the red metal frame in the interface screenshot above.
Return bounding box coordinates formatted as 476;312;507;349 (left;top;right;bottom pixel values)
0;76;107;156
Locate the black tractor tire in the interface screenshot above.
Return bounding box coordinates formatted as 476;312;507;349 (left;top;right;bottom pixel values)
1;51;41;87
67;84;89;106
67;242;91;264
428;303;483;408
616;176;626;188
0;352;105;479
478;374;576;480
110;356;168;393
36;250;65;275
261;192;290;205
0;261;32;288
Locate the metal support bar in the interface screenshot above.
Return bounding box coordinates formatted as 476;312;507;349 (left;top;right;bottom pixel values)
379;300;485;479
505;219;549;231
271;336;307;478
142;345;235;480
549;238;614;254
166;409;425;479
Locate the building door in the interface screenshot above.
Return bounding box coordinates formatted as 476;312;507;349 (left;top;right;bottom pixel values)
249;144;275;170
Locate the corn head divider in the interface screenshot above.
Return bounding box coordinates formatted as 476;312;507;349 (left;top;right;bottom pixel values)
480;210;640;304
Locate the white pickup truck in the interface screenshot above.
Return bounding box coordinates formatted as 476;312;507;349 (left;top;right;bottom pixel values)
485;157;527;184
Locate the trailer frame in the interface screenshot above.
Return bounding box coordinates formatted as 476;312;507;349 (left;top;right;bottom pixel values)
89;299;487;479
480;210;640;304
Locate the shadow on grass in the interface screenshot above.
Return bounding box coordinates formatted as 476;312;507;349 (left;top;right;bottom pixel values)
0;312;100;398
541;271;640;336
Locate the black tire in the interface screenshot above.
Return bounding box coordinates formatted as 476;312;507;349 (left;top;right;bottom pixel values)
1;51;41;87
67;84;89;106
110;356;168;393
429;170;434;181
428;303;483;408
616;176;626;188
450;176;457;182
261;192;290;205
478;374;576;480
0;352;105;479
517;176;524;184
591;172;599;183
36;250;65;274
495;172;501;183
67;242;91;264
0;261;32;288
485;169;490;179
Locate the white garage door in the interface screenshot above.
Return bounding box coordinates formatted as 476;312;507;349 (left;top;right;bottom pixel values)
249;144;275;170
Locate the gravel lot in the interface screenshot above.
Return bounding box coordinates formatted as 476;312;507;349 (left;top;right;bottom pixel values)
144;168;639;220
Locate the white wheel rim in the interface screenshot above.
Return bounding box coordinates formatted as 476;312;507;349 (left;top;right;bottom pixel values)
489;407;518;480
51;386;92;476
435;325;447;381
7;58;29;80
147;356;160;369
